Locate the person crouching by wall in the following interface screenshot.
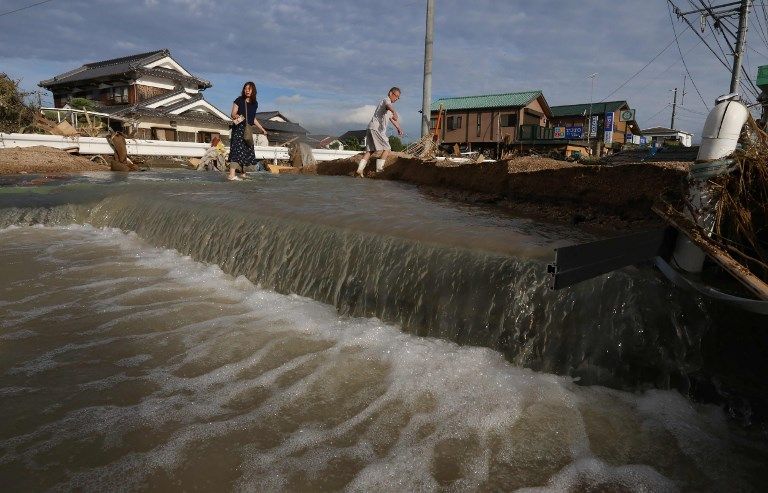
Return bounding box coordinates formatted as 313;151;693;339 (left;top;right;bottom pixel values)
196;136;227;171
227;81;268;181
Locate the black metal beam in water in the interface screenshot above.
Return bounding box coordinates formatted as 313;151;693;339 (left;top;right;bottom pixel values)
548;228;676;290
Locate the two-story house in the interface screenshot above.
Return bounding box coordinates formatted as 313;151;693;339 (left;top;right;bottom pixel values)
550;100;642;154
430;90;553;157
39;49;231;143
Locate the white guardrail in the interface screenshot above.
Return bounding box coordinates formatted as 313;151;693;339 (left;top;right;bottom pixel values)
0;133;361;162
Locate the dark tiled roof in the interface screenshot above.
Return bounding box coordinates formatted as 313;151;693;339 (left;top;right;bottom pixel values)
39;49;210;89
116;107;230;126
550;101;628;117
641;126;692;135
40;49;168;87
162;93;205;112
253;111;283;120
305;134;340;149
339;130;367;142
140;67;210;88
134;87;188;107
258;119;308;135
102;90;229;125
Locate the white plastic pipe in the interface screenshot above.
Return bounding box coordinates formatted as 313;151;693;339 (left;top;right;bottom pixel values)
697;94;749;162
672;94;749;273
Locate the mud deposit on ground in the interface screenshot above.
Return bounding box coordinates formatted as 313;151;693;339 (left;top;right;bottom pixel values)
0;146;108;174
306;155;689;232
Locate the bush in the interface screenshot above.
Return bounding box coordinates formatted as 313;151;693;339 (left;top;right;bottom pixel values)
69;97;97;111
0;73;34;132
389;135;405;152
342;137;364;151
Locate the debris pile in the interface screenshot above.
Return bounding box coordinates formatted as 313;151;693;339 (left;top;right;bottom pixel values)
712;117;768;282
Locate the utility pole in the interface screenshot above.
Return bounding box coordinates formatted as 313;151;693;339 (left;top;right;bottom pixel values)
421;0;435;137
730;0;751;94
681;75;687;106
671;87;678;129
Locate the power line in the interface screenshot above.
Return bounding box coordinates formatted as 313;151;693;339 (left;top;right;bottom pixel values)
668;0;732;73
669;2;711;109
646;102;673;123
677;105;709;115
0;0;55;17
669;0;761;100
599;33;684;102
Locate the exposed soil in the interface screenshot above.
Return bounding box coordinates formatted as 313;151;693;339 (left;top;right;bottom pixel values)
0;146;108;174
303;153;689;232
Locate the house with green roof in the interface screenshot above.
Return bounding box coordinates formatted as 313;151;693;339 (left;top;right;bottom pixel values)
430;90;553;156
550;100;641;150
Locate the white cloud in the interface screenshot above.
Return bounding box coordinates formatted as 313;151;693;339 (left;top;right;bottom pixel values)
274;94;304;105
338;105;376;125
1;0;740;137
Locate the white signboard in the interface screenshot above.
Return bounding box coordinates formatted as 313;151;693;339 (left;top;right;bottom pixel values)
589;115;598;138
554;126;565;139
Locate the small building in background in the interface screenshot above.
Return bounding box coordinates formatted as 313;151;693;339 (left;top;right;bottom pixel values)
550;100;642;155
252;111;309;146
306;134;343;149
39;49;231;143
640;126;693;147
338;130;368;150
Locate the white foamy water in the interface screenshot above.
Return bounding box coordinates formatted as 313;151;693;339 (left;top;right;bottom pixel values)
0;225;766;492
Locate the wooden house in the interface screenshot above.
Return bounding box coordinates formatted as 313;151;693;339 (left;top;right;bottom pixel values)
430;90;553;157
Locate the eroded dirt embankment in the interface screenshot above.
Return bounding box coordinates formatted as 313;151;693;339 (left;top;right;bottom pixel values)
0;146;109;174
303;154;689;232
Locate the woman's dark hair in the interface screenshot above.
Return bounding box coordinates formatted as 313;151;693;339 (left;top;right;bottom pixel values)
241;81;257;102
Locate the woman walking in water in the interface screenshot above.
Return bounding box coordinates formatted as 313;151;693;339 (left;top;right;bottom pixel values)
228;81;267;181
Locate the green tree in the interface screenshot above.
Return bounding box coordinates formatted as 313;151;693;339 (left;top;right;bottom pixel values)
343;137;364;151
69;97;97;111
388;135;405;152
0;73;33;132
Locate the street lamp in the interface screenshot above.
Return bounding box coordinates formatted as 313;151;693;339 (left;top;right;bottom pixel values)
587;73;598;151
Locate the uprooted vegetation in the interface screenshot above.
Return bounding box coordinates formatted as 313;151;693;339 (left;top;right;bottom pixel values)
711;117;768;281
0;73;35;133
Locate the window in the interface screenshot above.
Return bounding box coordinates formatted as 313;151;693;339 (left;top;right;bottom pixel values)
197;131;219;143
178;131;196;142
109;86;129;104
476;114;481;136
500;114;517;127
447;115;462;130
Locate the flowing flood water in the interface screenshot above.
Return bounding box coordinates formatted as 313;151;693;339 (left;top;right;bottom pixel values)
1;171;767;491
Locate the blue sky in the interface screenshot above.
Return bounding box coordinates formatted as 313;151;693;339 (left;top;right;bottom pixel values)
1;0;765;141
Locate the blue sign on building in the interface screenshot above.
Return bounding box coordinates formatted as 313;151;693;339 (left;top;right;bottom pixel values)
604;112;614;144
565;126;583;139
639;136;647;145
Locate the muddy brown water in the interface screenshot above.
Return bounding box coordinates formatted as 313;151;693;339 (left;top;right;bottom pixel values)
1;171;767;491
